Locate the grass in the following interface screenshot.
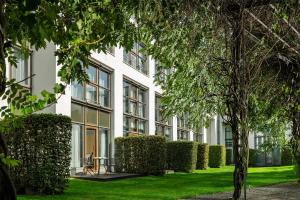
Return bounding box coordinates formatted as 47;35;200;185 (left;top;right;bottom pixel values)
18;166;297;200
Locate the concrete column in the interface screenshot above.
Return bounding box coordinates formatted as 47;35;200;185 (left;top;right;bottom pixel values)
172;116;178;141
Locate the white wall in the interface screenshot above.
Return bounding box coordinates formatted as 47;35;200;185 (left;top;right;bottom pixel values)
31;43;57;113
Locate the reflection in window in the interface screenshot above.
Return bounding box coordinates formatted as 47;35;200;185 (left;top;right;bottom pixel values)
86;84;97;104
11;48;30;87
177;115;190;141
71;124;84;167
71;103;84;123
155;95;172;139
71;81;84;100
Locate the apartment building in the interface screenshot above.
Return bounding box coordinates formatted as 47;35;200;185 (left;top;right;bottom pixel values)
5;43;267;172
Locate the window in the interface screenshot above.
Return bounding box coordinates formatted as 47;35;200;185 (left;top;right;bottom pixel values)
70;63;112;169
255;133;265;150
123;80;147;135
177;115;190;141
11;48;31;88
155;95;172;139
123;42;148;75
71;64;111;107
154;61;171;84
225;126;233;149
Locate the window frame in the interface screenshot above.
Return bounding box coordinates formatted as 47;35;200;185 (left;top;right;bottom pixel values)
9;47;32;90
123;42;148;75
155;95;173;139
123;79;148;136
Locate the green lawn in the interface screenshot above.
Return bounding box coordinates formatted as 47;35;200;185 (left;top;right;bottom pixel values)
18;166;297;200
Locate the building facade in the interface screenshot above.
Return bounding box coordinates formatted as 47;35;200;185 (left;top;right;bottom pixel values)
4;43;264;172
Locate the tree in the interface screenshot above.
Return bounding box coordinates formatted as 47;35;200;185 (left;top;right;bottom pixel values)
131;1;300;199
0;0;138;199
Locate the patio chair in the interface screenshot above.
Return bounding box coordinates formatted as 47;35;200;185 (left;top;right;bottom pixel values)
83;152;95;175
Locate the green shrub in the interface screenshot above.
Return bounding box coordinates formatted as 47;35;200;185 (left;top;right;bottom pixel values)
167;141;198;172
226;149;233;165
249;149;259;167
281;147;294;166
197;143;209;169
115;135;166;175
1;114;71;194
209;145;226;168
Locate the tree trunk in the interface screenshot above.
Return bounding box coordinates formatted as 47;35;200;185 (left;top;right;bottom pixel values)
289;64;300;181
229;4;250;200
0;2;17;199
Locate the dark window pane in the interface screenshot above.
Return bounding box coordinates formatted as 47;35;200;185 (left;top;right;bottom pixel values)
138;103;145;118
139;90;145;102
123;50;130;64
99;111;110;128
123;116;129;131
86;107;97;125
71;103;83;122
139;120;145;134
99;88;110;107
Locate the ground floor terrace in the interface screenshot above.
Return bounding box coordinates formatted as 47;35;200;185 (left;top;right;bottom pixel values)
18;166;297;200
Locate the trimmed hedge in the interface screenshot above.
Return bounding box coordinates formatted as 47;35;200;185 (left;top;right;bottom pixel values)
209;145;226;168
115;135;166;175
281;147;294;166
197;143;209;169
2;114;71;194
167;141;198;172
249;149;259;167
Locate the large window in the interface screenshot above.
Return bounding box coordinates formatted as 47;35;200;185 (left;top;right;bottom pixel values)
70;63;111;168
177;115;190;141
123;80;148;135
71;64;111;107
155;95;172;139
123;42;148;75
225;126;233;149
11;48;31;88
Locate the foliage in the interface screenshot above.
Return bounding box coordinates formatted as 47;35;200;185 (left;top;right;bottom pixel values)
0;1;139;198
0;114;72;194
115;135;166;175
197;143;209;169
281;146;294;166
17;166;297;200
209;145;226;168
249;149;259;167
166;141;198;172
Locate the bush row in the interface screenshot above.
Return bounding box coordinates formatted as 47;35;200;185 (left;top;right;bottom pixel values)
115;136;227;174
1;114;72;195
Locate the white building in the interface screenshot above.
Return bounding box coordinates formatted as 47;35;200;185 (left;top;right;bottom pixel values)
5;43;266;172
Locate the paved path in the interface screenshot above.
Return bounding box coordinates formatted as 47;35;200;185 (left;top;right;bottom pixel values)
187;183;300;200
